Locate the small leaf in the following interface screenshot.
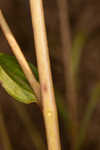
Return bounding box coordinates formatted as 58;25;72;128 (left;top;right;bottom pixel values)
0;53;38;104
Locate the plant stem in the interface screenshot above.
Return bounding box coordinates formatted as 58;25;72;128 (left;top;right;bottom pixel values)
29;0;61;150
0;107;13;150
57;0;78;149
0;10;40;102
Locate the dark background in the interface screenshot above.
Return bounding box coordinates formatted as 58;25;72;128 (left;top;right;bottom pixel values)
0;0;100;150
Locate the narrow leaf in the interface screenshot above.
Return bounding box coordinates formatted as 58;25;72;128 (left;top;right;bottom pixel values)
0;53;38;104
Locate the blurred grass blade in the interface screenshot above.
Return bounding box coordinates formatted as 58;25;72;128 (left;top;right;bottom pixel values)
55;92;70;124
0;53;38;104
72;33;86;76
0;106;13;150
76;83;100;150
55;91;73;134
13;102;46;150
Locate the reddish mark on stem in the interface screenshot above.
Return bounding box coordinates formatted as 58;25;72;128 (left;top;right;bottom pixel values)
42;83;48;92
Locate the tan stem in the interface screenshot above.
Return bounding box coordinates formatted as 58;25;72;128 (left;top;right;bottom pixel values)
57;0;78;149
0;10;40;102
29;0;61;150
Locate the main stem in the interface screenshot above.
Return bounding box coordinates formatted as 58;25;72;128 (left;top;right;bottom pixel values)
29;0;61;150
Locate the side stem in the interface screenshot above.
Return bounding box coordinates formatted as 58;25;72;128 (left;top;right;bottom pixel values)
0;11;40;102
29;0;61;150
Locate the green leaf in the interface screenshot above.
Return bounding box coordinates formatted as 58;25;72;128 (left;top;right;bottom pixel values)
0;53;38;104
